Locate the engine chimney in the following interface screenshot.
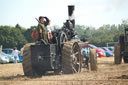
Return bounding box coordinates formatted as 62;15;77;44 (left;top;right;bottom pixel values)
68;5;75;28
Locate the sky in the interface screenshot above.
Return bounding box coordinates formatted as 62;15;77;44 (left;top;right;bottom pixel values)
0;0;128;29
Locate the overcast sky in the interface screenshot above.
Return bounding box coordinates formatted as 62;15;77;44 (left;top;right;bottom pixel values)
0;0;128;28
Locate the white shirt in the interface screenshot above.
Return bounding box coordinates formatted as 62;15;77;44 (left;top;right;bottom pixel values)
46;25;51;32
12;50;18;57
81;47;90;57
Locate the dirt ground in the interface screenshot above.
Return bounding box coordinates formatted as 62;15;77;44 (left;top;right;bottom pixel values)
0;57;128;85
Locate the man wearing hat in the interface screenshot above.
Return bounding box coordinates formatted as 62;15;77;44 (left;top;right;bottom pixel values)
37;16;50;44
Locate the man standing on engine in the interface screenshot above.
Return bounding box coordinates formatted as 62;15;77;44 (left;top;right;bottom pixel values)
37;16;50;44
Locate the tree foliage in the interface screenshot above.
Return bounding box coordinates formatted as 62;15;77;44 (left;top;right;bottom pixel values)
0;25;27;49
75;19;128;47
0;19;128;49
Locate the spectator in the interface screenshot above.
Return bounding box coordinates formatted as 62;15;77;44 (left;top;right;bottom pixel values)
12;47;18;64
81;42;90;69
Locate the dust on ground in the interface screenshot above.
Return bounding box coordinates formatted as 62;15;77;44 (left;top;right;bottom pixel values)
0;57;128;85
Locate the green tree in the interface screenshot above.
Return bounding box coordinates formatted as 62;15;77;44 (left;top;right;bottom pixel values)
0;26;27;49
24;26;37;43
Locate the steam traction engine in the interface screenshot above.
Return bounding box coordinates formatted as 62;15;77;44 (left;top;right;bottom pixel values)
115;26;128;64
22;5;97;76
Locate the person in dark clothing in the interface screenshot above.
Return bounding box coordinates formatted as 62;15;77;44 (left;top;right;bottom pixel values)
37;16;50;44
81;42;90;69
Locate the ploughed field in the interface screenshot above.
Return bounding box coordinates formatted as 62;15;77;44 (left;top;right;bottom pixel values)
0;57;128;85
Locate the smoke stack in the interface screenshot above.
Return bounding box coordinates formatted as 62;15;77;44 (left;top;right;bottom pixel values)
68;5;75;28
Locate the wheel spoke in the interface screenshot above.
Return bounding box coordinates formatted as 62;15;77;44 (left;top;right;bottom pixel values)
71;52;79;58
76;62;80;65
74;51;79;56
62;42;82;74
72;66;77;73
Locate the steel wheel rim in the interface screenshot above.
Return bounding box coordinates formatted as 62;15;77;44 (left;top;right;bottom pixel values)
72;42;81;73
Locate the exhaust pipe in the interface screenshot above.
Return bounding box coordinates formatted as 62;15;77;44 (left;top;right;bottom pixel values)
68;5;75;28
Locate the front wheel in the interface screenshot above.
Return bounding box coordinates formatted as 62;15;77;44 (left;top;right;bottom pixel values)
90;49;97;71
62;41;82;74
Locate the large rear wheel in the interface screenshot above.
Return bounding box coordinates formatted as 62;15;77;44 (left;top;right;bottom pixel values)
62;41;82;74
22;43;35;76
22;43;46;77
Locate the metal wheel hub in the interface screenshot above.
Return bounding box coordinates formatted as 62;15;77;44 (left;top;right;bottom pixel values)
72;54;78;64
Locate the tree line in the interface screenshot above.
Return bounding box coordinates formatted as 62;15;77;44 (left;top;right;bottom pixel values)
0;19;128;50
76;19;128;47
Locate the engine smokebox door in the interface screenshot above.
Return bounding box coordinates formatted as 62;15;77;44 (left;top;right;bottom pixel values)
31;44;51;72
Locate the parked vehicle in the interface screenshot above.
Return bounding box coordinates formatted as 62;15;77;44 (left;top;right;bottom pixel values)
2;48;22;62
85;44;105;58
101;47;114;57
107;47;114;53
0;52;9;64
2;48;13;54
1;52;15;63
